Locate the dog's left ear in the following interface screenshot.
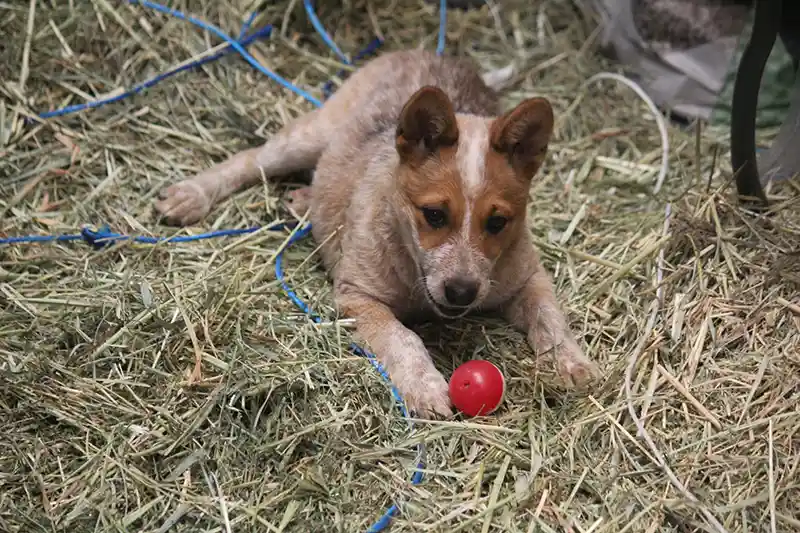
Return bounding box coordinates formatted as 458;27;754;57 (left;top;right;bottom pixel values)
489;97;554;180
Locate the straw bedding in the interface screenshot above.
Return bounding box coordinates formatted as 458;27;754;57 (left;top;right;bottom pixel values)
1;1;799;532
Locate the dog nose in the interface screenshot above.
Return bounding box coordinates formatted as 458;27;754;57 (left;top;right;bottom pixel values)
444;278;479;307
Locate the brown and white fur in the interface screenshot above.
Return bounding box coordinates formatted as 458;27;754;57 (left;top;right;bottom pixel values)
155;49;600;418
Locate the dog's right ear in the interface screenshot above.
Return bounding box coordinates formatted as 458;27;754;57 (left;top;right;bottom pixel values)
396;86;459;164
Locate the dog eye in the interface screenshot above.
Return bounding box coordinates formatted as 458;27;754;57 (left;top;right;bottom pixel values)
422;207;448;229
485;215;508;235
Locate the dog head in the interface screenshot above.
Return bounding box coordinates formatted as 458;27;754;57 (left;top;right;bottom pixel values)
394;85;554;317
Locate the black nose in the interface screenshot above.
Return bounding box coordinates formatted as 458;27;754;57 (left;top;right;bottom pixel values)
444;278;479;307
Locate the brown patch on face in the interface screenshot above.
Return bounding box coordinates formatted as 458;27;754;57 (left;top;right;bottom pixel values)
396;86;468;250
470;151;531;260
468;97;555;259
398;146;466;250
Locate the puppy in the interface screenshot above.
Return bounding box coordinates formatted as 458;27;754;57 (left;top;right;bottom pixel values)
156;49;600;418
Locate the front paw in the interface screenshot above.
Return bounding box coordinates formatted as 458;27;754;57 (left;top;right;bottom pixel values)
397;370;452;419
155;179;212;226
552;337;600;390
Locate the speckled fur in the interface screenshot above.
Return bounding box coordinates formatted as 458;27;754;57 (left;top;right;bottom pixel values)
155;49;599;418
632;0;750;49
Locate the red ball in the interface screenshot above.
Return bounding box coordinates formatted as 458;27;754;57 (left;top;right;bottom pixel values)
449;360;506;417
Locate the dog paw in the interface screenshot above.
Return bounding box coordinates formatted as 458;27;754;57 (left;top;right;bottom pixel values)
155;180;212;226
553;338;600;390
400;371;453;419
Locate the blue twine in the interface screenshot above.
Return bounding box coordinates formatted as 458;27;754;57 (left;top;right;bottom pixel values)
34;22;273;121
124;0;322;107
303;0;386;98
0;224;277;248
237;11;259;40
437;0;448;56
303;0;351;65
5;1;450;530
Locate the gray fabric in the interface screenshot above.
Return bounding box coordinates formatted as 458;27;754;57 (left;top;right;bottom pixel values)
590;0;741;120
758;73;800;183
589;0;796;127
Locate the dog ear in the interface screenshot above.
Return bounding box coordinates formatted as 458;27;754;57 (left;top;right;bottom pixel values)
489;97;554;180
396;86;459;164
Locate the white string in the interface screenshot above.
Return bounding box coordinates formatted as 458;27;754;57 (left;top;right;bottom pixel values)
584;72;671;195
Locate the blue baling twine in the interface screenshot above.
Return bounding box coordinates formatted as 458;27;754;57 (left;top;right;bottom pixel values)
438;0;448;56
303;0;351;65
126;0;323;106
32;12;274;122
0;224;280;248
3;1;450;530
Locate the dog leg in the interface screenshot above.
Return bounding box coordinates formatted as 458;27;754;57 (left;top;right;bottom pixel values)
503;268;600;389
156;110;327;225
338;290;453;418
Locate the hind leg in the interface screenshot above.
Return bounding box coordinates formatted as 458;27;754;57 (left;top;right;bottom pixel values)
156;109;328;225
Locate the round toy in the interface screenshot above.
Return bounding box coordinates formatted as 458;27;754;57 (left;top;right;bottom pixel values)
449;360;505;417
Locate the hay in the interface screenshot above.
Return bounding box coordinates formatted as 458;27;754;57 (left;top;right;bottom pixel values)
1;0;799;531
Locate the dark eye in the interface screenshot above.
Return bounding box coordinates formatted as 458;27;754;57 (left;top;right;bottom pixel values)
422;207;448;229
485;215;508;235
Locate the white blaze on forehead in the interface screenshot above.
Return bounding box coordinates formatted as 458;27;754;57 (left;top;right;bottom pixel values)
455;115;490;197
454;115;490;240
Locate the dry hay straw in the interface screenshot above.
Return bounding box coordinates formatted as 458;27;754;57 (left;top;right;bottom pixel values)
1;0;799;532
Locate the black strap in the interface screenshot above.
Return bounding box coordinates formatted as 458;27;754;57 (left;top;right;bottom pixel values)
730;0;784;207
